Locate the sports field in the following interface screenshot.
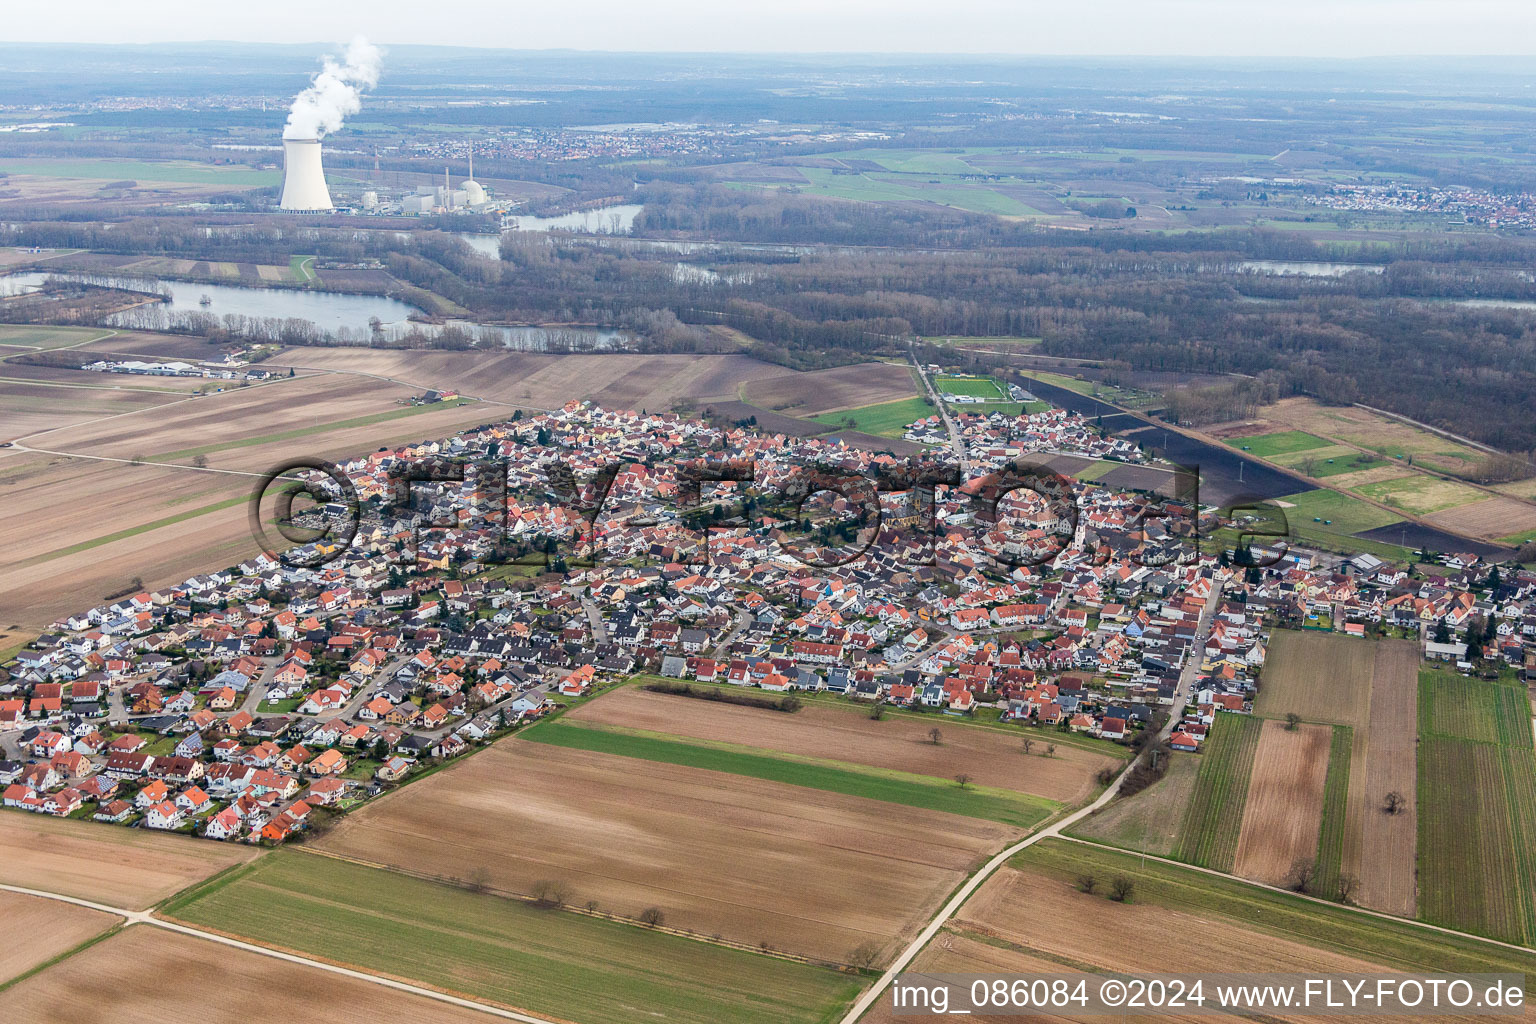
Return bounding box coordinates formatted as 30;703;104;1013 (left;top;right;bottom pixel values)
1417;669;1536;944
1174;713;1262;871
160;851;858;1024
934;374;1007;399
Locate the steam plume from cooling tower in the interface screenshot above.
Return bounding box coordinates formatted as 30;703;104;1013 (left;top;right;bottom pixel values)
283;37;382;141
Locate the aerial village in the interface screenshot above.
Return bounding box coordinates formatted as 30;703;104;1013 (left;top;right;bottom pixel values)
1;399;1529;843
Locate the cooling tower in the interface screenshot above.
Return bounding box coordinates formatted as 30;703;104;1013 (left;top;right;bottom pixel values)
279;137;333;212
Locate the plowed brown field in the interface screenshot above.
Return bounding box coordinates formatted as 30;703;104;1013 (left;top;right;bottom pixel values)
1232;720;1332;885
567;686;1118;804
316;738;1017;963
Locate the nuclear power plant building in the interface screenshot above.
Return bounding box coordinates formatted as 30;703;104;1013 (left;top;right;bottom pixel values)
279;137;333;211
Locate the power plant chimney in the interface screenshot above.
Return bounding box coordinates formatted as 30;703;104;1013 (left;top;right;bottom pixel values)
280;137;333;212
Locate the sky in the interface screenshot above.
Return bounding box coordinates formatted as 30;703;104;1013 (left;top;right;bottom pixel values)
10;0;1536;56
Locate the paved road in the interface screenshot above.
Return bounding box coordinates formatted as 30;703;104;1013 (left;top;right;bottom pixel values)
908;352;971;474
837;573;1226;1024
0;880;559;1024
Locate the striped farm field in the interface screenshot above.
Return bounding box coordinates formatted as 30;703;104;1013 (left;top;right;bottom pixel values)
1417;670;1536;944
1312;725;1354;900
1174;713;1263;871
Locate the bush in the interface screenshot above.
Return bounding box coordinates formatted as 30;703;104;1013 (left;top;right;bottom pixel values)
643;680;802;713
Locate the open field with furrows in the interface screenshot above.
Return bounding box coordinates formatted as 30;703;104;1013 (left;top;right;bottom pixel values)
865;843;1536;1024
1212;396;1489;476
0;174;250;207
1426;494;1536;542
0;456;260;628
1417;669;1536;944
1343;639;1419;917
271;347;796;412
809;397;934;438
1174;713;1262;871
870;839;1536;1021
0;926;515;1024
1255;629;1374;728
1312;726;1354;901
0;890;119;986
0;812;259;911
0;380;184;441
315;737;1017;964
29;372;488;469
525;721;1055;828
162;852;858;1024
743;362;917;416
1066;752;1200;856
567;685;1117;804
1232;720;1333;886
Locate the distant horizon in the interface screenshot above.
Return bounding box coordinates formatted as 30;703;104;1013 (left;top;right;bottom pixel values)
6;42;1536;62
11;1;1536;59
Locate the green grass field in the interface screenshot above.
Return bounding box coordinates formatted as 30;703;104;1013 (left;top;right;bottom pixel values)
0;324;115;351
1227;431;1332;457
789;167;1047;218
1312;725;1353;899
1270;447;1386;478
1417;669;1536;944
1355;474;1489;516
163;852;858;1024
1019;840;1536;990
1276;488;1405;538
934;375;1007;399
0;158;279;187
1174;713;1263;870
809;397;934;438
521;719;1057;830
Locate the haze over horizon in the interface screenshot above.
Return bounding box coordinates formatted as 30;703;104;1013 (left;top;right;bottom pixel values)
12;0;1536;58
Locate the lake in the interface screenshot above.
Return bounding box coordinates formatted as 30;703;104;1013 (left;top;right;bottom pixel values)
507;204;643;234
1;270;631;350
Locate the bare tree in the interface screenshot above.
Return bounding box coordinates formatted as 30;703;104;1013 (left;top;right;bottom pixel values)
1109;877;1135;902
638;906;665;928
954;773;971;789
1046;744;1057;757
1075;873;1098;895
1288;858;1316;894
530;879;572;907
191;454;209;469
1022;737;1035;755
848;941;882;970
467;867;492;894
928;727;943;746
1336;874;1360;904
584;899;600;914
1383;791;1406;816
1284;712;1301;731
